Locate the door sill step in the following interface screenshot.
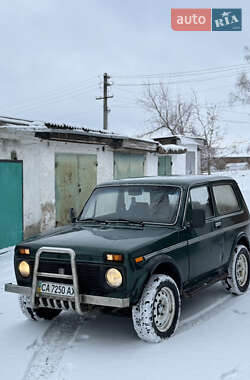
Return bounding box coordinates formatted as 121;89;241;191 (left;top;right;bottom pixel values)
183;273;227;298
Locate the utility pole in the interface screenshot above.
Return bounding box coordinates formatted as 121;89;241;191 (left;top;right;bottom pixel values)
96;73;113;130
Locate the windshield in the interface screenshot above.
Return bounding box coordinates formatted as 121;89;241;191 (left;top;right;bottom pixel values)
79;185;181;225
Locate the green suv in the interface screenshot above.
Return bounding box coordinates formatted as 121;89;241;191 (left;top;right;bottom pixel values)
5;176;250;343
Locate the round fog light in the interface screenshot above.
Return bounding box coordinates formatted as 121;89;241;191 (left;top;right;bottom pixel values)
18;261;30;277
106;268;122;288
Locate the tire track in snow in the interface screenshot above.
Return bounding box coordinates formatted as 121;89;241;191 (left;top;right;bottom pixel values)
22;312;93;380
22;290;247;380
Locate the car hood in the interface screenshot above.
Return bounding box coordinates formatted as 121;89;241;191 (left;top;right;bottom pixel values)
20;223;180;261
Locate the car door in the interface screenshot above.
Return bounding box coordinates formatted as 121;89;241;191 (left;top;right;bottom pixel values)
211;181;247;265
185;185;224;280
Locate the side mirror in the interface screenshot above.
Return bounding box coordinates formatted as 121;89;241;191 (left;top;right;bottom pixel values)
70;208;77;223
191;208;206;228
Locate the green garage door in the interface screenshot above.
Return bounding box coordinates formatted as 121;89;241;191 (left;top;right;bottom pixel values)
55;153;97;226
158;156;172;176
0;161;23;249
114;152;145;180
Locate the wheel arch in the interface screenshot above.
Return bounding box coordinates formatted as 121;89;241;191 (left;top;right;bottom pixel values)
227;232;250;267
231;232;250;257
237;234;250;251
132;255;183;305
149;257;183;294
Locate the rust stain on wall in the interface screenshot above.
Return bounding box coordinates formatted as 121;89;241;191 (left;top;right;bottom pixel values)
24;222;41;239
41;202;55;232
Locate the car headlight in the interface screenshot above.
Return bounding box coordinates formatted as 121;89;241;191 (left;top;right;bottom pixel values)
18;261;30;277
105;268;122;288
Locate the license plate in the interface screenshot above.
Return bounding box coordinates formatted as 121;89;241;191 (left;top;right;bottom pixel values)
37;281;75;297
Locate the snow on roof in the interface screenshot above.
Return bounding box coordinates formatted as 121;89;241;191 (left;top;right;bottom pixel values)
0;116;131;141
0;117;199;153
0;116;117;134
0;116;159;147
140;127;204;145
0;116;47;131
158;143;187;154
44;121;117;135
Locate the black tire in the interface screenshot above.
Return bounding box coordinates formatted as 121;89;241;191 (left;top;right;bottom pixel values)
222;244;250;295
132;274;181;343
19;295;61;321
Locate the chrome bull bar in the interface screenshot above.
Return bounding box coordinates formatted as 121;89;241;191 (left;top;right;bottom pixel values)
31;247;84;315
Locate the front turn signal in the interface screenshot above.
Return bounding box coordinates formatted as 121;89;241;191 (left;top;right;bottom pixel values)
106;254;123;262
134;256;144;263
19;248;30;255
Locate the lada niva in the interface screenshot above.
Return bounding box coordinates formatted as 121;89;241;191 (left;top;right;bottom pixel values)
5;176;250;342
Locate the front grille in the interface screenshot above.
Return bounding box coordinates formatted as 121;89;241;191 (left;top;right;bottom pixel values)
38;260;72;275
78;264;103;293
38;259;104;294
15;255;125;295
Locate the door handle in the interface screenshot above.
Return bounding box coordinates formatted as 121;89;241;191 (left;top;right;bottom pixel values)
214;221;222;229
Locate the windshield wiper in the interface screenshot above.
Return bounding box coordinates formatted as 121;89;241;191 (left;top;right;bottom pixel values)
107;218;144;226
78;218;108;224
78;218;144;226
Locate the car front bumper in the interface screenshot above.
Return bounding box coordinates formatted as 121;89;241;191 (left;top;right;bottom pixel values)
5;283;130;309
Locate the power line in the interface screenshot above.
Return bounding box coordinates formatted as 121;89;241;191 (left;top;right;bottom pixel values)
1;83;99;115
112;63;250;79
113;69;250;87
0;76;98;114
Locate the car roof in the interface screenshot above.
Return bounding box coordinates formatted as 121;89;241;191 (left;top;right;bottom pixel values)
97;175;234;188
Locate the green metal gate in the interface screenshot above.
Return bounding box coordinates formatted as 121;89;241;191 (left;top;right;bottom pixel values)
55;153;97;226
158;156;172;176
114;152;145;180
0;161;23;249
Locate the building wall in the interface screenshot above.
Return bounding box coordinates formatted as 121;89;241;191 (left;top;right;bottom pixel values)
171;153;186;175
0;130;157;238
145;152;158;176
0;131;115;237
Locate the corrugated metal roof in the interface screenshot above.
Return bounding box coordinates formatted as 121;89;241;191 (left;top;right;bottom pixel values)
44;122;114;135
0;115;159;152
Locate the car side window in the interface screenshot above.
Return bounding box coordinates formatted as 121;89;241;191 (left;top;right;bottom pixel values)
213;184;240;215
190;186;214;219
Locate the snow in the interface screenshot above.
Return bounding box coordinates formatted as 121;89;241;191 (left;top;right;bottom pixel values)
158;143;187;154
216;138;250;158
0;116;115;135
0;116;158;143
1;170;250;380
141;129;203;145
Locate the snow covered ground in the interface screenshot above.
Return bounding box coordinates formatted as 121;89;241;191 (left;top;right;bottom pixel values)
1;170;250;380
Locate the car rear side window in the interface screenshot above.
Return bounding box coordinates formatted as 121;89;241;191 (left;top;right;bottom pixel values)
213;184;240;215
190;186;214;219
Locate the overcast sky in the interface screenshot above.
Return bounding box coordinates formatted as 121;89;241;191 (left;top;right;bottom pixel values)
0;0;249;141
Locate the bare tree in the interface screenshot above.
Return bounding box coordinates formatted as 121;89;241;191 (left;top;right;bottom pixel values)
231;46;250;104
139;83;222;174
194;101;221;174
138;83;197;137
